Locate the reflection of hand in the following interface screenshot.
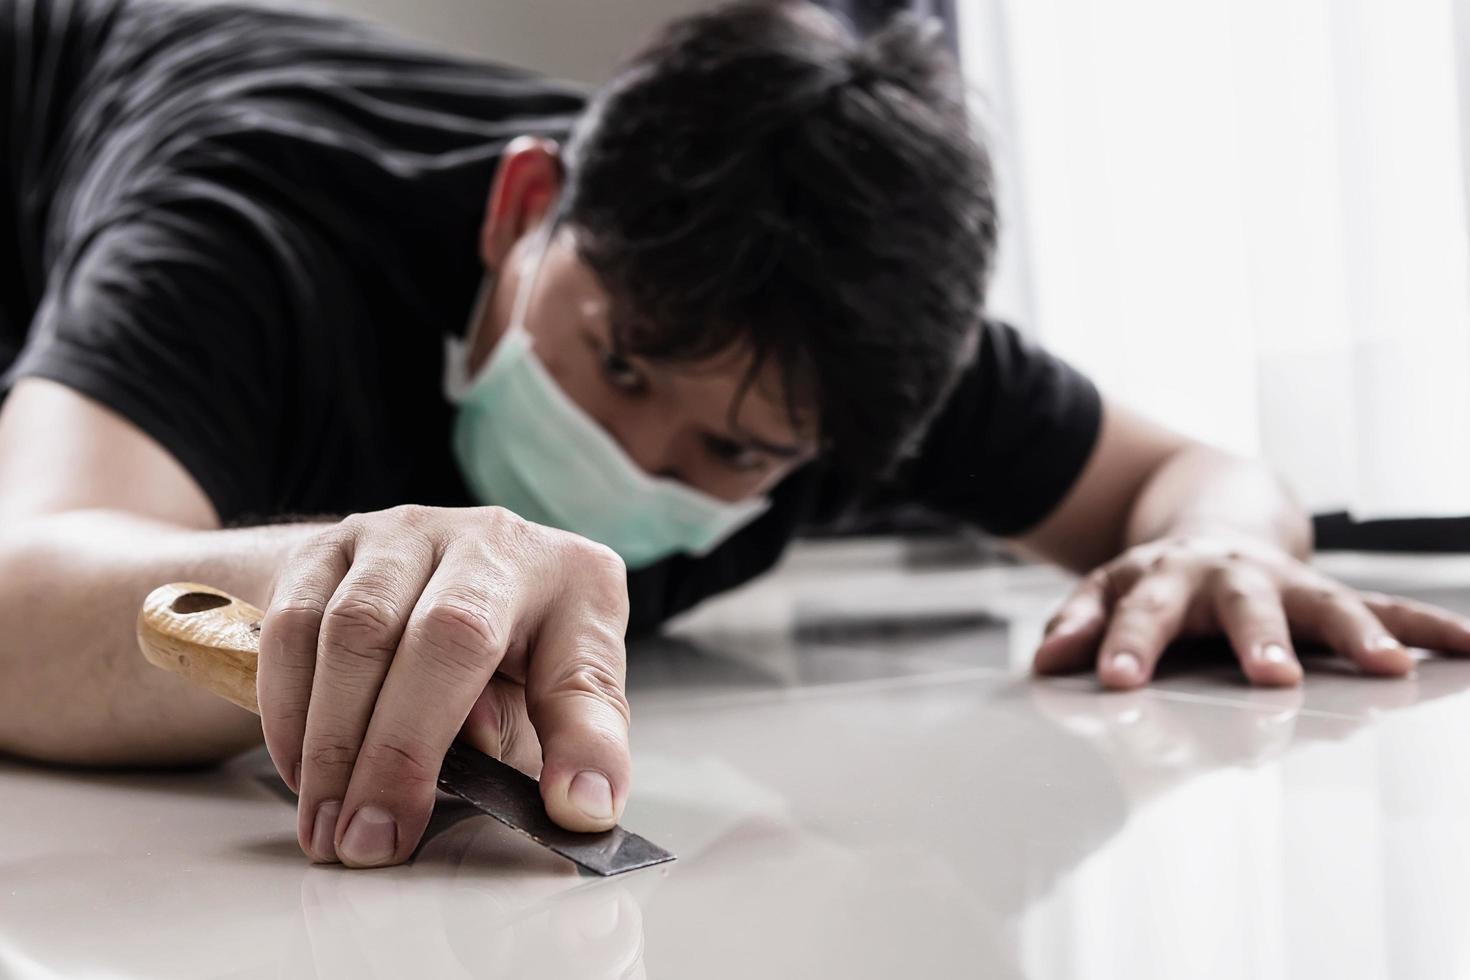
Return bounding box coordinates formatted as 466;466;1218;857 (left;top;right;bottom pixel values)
1031;533;1470;688
444;882;647;980
256;503;633;868
1028;678;1306;776
294;860;645;979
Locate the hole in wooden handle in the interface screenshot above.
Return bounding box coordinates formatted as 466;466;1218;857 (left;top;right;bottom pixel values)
171;592;231;614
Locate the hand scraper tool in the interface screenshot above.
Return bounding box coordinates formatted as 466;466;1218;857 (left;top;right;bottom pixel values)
136;581;675;876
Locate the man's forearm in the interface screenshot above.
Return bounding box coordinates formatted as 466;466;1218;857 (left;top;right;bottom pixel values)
1123;445;1313;561
0;508;333;767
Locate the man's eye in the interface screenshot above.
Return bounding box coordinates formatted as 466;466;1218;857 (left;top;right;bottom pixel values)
600;350;645;392
705;436;765;473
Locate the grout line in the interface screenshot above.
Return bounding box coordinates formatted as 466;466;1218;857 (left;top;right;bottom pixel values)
632;664;1014;715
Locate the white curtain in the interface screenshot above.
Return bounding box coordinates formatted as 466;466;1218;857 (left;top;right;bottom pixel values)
957;0;1470;519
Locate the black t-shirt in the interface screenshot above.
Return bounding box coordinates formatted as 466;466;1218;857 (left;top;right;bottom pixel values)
0;0;1103;632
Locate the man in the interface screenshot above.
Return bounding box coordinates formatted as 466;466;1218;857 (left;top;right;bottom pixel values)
1;0;1466;872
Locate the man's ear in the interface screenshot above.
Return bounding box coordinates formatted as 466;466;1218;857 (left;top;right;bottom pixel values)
479;136;564;272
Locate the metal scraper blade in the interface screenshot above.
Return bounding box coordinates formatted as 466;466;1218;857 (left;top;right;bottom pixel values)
436;741;676;876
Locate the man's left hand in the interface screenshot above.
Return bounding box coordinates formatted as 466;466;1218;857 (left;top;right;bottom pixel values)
1032;534;1470;688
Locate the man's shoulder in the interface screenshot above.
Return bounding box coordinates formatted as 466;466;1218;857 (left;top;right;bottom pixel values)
36;0;584;283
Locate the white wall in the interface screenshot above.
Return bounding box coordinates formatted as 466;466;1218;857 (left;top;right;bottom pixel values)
289;0;718;83
957;0;1470;518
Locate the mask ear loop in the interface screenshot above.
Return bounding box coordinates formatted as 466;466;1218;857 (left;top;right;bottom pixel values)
505;217;558;346
447;216;560;401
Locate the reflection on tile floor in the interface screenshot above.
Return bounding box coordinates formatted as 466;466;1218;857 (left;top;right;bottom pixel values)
4;547;1470;979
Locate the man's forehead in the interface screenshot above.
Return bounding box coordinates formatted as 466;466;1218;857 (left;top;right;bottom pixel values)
546;228;819;449
645;329;816;451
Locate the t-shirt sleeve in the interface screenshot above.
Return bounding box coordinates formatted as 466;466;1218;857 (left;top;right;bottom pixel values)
885;317;1104;537
1;204;295;523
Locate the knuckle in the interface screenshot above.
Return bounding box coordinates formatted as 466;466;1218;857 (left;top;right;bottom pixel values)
371;505;425;542
318;597;401;674
311;520;357;551
337;512;372;537
265;596;328;645
419;597;503;670
1153;544;1190;570
477;507;548;562
548;656;631;726
1118;586;1172;617
1209;567;1266;606
456;534;518;580
325;591;399;638
1331;602;1376;634
583;617;629;659
482;504;533;540
1220;586;1252;606
1379;598;1414;621
479;504;518;525
305;739;361;772
572;537;627;577
258;685;312;724
584;565;631;617
317;635;397;679
371;506;442;556
1287;576;1338;606
358;734;440;787
572;721;629;759
1381;599;1428;628
386;503;433;526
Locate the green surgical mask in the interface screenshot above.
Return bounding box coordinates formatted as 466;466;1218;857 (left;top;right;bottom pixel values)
442;228;770;569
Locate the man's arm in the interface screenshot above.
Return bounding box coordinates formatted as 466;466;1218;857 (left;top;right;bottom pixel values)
0;378;330;767
1016;393;1470;687
0;376;637;869
1008;396;1312;571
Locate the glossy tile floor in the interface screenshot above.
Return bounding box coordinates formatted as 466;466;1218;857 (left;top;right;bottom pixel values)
6;544;1470;979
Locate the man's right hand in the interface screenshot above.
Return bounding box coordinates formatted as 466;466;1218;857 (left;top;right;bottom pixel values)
256;504;632;869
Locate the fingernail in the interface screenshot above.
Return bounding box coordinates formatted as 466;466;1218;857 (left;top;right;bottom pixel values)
311;800;342;863
1260;643;1291;664
340;805;398;866
569;770;614;822
1370;634;1404;653
292;762;302;794
1110;651;1142;679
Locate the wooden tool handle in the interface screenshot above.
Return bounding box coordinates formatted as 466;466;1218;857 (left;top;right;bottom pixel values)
137;583;265;715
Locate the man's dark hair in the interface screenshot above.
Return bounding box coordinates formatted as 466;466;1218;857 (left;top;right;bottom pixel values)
561;0;997;481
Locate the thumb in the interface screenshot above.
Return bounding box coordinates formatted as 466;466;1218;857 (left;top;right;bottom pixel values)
524;604;632;833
